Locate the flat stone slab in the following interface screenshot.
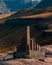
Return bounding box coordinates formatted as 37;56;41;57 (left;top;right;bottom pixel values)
30;51;45;59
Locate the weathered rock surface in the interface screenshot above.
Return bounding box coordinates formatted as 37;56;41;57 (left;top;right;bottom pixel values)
0;58;52;65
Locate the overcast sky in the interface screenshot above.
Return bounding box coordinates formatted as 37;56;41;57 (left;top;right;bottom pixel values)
0;0;42;2
32;0;41;1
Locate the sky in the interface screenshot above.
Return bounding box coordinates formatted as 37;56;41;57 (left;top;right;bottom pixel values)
0;0;42;2
32;0;41;1
0;0;42;13
23;0;42;3
0;0;41;3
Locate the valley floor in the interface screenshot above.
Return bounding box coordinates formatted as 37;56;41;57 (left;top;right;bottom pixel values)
0;58;52;65
0;45;52;65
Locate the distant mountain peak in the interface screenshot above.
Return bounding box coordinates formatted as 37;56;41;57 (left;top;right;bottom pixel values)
0;0;10;14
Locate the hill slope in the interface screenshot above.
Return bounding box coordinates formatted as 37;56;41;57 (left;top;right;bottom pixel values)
0;7;52;53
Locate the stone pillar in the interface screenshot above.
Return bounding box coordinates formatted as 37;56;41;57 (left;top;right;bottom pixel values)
38;45;40;51
36;44;40;51
34;39;37;50
26;26;31;56
37;44;39;51
31;38;34;51
34;39;40;51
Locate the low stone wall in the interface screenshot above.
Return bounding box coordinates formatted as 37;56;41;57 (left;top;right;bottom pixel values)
30;50;45;59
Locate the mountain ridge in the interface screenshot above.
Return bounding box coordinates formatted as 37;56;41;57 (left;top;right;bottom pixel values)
0;7;52;52
0;0;40;13
36;0;52;8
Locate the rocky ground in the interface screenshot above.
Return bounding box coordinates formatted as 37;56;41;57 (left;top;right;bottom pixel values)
0;57;52;65
0;45;52;65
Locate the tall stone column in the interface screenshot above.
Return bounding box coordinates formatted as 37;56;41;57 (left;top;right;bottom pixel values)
26;26;31;56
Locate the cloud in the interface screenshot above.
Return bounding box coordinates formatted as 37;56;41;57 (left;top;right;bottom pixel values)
32;0;41;2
